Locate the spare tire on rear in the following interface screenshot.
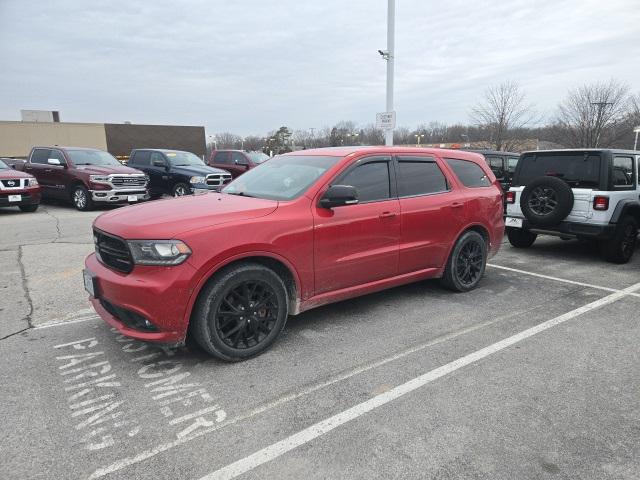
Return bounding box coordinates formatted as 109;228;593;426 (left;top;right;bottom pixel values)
520;176;574;227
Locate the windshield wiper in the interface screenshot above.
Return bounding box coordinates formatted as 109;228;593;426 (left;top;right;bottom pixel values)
226;191;255;197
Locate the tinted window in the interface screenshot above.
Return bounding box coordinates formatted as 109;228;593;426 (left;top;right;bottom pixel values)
131;150;151;166
231;152;248;164
0;160;8;170
516;153;601;188
31;149;50;164
340;161;390;202
49;149;66;163
612;156;633;186
507;157;519;173
214;151;230;164
486;156;505;179
150;152;167;166
446;158;491;187
397;157;448;196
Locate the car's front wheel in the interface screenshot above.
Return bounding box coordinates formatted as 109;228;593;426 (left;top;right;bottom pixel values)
191;263;289;361
507;227;537;248
441;230;487;292
172;183;190;197
72;185;93;211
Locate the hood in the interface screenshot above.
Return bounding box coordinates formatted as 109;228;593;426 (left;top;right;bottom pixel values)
94;193;278;239
0;168;33;179
74;165;144;175
171;165;229;176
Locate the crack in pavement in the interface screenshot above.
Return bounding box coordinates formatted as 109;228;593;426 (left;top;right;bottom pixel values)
17;245;34;329
0;327;30;341
42;205;62;241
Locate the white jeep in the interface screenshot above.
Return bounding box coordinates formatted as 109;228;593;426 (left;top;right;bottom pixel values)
505;149;640;263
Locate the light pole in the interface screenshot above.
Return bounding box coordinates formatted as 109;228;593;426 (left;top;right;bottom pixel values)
414;133;425;146
346;132;360;145
379;0;395;146
634;126;640;151
460;134;469;147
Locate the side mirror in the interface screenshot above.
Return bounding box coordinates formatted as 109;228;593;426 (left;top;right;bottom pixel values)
234;159;249;167
48;158;63;166
319;185;359;209
152;159;166;167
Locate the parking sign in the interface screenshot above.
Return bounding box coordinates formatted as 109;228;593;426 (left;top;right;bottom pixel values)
376;111;396;130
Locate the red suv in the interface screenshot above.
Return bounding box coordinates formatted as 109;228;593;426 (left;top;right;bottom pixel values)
84;147;503;361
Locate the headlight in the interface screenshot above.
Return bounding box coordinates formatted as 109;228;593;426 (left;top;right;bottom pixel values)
90;175;110;183
189;176;206;185
27;178;39;187
127;240;192;266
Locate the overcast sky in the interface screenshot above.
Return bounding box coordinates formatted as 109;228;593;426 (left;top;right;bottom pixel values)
1;0;639;136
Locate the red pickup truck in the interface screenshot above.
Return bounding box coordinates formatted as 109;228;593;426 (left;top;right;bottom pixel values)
12;146;149;210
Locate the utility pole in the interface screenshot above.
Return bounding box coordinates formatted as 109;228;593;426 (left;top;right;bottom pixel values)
633;126;640;150
385;0;395;146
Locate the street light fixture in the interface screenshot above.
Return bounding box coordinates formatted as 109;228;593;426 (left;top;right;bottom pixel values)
346;132;360;145
414;133;425;146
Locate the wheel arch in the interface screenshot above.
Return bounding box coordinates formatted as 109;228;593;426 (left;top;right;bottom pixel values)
610;200;640;225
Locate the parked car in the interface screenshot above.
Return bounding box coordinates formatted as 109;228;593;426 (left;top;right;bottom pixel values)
11;147;148;211
0;158;41;212
505;149;640;263
129;149;232;197
466;149;520;192
84;146;504;361
209;150;270;178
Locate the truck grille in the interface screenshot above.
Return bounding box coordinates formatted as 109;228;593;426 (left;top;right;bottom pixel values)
1;179;25;188
94;229;133;273
206;173;232;187
110;175;147;188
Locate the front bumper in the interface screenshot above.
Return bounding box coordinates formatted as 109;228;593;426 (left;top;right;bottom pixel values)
191;183;223;194
0;189;41;207
506;217;617;240
90;189;149;203
85;253;196;344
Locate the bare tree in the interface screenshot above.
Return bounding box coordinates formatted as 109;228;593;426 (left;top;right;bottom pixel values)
556;80;630;148
471;81;536;151
243;136;264;152
214;132;242;149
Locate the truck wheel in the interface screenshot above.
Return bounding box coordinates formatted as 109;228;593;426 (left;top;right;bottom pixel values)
172;183;190;197
599;216;638;264
191;263;289;362
507;227;537;248
72;185;93;211
440;230;487;292
19;204;39;213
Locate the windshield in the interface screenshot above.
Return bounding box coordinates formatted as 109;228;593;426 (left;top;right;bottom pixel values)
165;151;205;167
222;155;340;200
515;153;602;188
0;159;8;170
247;151;270;164
67;150;121;166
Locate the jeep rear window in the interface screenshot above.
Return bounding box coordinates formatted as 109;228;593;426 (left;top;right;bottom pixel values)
515;153;601;188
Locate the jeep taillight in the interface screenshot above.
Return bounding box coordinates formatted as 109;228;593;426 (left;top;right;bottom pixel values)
593;196;609;211
506;191;516;204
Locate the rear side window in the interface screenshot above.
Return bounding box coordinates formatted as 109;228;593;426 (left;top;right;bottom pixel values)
515;153;601;188
341;161;390;202
446;158;491;187
31;148;50;164
130;151;151;166
397;157;448;196
214;152;230;164
612;156;634;187
507;157;519;174
486;156;505;179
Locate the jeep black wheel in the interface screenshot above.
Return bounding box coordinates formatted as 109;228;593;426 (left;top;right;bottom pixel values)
507;227;537;248
599;216;638;264
72;185;93;211
441;231;487;292
172;183;190;197
192;263;289;361
520;176;573;227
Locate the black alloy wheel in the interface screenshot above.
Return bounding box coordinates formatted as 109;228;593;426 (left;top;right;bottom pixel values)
528;186;558;216
520;176;573;227
172;183;189;197
441;230;487;292
600;215;638;264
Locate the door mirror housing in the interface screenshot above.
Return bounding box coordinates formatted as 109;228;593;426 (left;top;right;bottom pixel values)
234;158;249;167
319;185;359;208
152;159;166;167
47;158;64;166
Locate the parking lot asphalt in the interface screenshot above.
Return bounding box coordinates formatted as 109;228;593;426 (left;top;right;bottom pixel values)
1;200;639;480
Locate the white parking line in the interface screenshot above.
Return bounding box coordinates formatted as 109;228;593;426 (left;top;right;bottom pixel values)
197;282;640;480
33;315;100;330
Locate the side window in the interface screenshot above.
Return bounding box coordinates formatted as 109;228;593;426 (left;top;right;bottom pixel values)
49;149;66;163
397;156;448;197
231;152;247;165
612;156;633;187
486;156;505;179
131;151;151;166
507;157;519;174
340;161;390;203
150;152;166;166
31;149;51;164
214;152;230;164
446;158;491;188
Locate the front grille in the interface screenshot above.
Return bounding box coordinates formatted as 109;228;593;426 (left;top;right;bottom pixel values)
1;179;24;188
110;175;147;188
206;173;232;187
100;299;158;332
94;229;133;273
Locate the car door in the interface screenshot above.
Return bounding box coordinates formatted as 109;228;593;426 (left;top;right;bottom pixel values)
396;155;465;272
149;151;171;194
230;151;251;177
46;148;70;199
210;151;238;177
24;148;55;197
313;156;400;294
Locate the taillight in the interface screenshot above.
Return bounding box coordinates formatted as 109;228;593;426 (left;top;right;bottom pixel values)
593;196;609;211
506;191;516;204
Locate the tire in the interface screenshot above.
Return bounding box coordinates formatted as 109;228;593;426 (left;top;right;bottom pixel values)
72;185;93;211
191;263;289;361
441;230;487;292
19;204;39;213
520;176;573;227
599;216;638;264
172;183;190;197
507;227;537;248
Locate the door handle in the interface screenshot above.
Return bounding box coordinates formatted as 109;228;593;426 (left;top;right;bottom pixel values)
45;169;52;173
379;211;397;219
451;202;464;208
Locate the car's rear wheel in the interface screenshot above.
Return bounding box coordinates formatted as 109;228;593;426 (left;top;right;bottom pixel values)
191;263;289;361
507;227;537;248
19;204;39;212
172;183;190;197
599;215;638;264
441;230;487;292
72;185;93;211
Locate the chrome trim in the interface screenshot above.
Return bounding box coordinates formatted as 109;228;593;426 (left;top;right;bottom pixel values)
91;174;147;190
90;189;149;202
